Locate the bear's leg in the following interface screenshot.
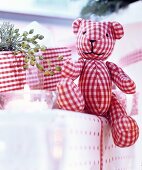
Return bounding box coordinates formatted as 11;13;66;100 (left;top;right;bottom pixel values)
108;93;139;147
56;78;85;112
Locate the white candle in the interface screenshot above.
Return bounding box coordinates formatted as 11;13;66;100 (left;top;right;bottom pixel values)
23;84;31;102
5;85;50;113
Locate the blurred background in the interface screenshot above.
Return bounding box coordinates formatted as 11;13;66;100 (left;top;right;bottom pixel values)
0;0;141;46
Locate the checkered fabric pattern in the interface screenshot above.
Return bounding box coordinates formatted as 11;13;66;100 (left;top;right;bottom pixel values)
79;60;112;115
57;78;85;111
26;47;71;91
108;93;139;147
0;52;26;92
61;58;84;80
106;61;136;94
111;21;124;39
57;18;139;147
72;19;124;61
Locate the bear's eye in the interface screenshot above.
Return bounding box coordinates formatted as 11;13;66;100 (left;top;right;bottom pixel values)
106;33;109;37
82;31;86;35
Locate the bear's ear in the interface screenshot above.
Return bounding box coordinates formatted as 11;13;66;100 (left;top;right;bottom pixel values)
72;18;84;34
111;22;124;39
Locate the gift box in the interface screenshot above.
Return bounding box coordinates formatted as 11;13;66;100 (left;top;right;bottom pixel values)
0;51;26;92
0;109;140;170
0;47;71;93
26;47;71;91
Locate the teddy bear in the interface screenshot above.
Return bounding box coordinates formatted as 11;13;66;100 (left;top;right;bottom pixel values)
56;18;139;147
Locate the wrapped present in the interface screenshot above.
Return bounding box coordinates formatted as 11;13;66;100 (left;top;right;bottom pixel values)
0;51;26;92
0;47;71;93
102;116;139;170
0;109;141;170
26;47;71;91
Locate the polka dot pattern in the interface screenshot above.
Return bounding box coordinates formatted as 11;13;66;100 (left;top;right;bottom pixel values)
102;118;138;170
62;112;102;170
53;110;141;170
0;109;141;170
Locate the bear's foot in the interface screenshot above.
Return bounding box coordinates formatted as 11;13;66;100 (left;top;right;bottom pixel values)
57;78;85;112
111;115;139;147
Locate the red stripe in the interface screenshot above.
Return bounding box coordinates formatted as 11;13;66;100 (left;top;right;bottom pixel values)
0;48;71;91
0;78;25;85
98;117;104;170
0;86;25;92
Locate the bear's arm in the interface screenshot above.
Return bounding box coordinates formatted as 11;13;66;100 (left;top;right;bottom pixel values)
61;58;84;80
106;61;136;94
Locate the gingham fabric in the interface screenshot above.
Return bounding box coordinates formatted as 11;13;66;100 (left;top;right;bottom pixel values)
26;47;71;91
108;93;139;147
57;18;139;147
79;60;112;115
61;58;84;80
106;61;136;94
57;59;112;114
57;78;85;111
0;51;26;92
72;18;124;61
0;48;71;93
118;49;142;116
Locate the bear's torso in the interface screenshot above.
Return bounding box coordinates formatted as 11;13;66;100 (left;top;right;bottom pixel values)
79;59;112;115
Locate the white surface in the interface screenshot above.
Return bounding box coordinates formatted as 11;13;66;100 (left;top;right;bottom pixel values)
0;109;141;170
0;0;87;19
23;21;54;48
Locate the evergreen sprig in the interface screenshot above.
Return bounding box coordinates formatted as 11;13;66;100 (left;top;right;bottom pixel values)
80;0;139;19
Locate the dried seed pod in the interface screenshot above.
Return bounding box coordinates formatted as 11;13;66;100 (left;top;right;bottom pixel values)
30;60;36;66
0;21;52;73
44;70;50;76
49;70;54;76
23;64;29;70
24;57;29;63
55;66;62;71
29;29;34;34
36;63;44;71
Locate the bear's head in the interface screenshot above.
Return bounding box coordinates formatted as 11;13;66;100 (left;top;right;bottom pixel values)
72;18;124;60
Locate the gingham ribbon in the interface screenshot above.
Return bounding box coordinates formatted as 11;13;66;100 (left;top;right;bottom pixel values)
118;49;141;116
106;61;136;94
108;93;139;147
98;116;104;170
26;47;71;91
0;51;26;92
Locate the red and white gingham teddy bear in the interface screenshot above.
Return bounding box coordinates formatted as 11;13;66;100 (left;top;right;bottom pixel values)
57;18;139;147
